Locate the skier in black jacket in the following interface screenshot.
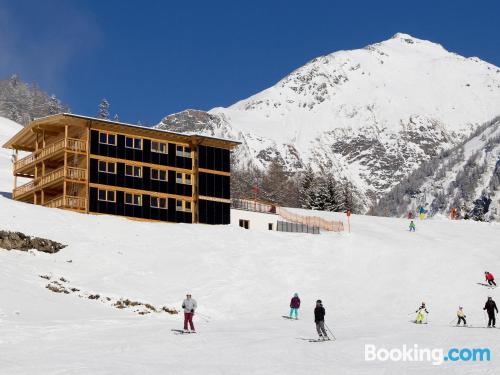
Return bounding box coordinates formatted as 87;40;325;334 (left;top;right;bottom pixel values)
314;300;329;340
483;296;498;327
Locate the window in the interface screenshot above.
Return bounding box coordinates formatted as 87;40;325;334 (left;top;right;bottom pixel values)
176;200;192;212
99;132;116;146
268;223;273;231
239;219;250;229
98;160;116;174
151;168;167;181
176;145;191;158
98;189;115;202
176;173;192;185
151;141;168;154
151;196;168;209
125;193;141;206
125;164;142;178
125;136;142;150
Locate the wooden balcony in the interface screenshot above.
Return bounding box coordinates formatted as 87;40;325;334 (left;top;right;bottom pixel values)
13;166;87;200
44;195;87;211
14;138;87;174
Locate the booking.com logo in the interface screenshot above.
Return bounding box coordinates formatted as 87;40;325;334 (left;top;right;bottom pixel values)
365;344;491;366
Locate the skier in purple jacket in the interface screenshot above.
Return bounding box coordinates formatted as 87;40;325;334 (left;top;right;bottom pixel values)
289;293;301;319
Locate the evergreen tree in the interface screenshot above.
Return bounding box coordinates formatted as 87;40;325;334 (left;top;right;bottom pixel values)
47;95;61;115
299;165;316;209
113;113;119;121
98;99;110;119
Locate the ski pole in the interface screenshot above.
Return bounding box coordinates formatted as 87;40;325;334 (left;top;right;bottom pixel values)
324;323;336;341
448;318;456;325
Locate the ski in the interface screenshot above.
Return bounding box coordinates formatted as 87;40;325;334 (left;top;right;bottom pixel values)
297;337;334;342
409;320;428;324
171;329;197;334
476;283;497;289
282;315;298;320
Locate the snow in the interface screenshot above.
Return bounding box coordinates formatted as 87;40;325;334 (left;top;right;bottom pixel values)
1;117;500;374
0;117;23;193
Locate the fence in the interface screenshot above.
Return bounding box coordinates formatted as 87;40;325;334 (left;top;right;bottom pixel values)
231;198;277;214
277;207;344;232
276;220;319;234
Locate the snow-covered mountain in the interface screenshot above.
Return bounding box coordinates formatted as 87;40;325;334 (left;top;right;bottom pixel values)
374;117;500;221
156;33;500;209
0;75;68;126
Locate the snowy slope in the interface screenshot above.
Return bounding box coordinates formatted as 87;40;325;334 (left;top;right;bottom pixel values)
1;116;500;374
157;33;500;208
0;116;23;193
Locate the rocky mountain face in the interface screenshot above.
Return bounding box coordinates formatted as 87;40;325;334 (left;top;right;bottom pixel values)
373;117;500;221
156;33;500;211
0;75;69;125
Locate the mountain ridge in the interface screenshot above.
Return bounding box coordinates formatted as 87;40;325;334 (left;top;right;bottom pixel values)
156;33;500;210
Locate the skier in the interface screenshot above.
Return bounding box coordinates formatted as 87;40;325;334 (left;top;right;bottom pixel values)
450;207;456;220
485;271;497;286
483;296;498;328
408;211;414;219
456;306;467;326
419;206;425;220
289;293;300;319
415;302;429;324
314;300;329;340
409;220;416;232
182;293;197;332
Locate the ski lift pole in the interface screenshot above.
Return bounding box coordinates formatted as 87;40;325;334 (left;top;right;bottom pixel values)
346;210;351;233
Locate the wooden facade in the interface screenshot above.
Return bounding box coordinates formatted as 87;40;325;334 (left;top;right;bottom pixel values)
3;114;239;224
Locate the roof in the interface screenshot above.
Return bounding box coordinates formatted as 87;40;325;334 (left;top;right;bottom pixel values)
2;113;241;151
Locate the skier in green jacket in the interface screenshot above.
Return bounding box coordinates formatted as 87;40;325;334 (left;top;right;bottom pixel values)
409;220;416;232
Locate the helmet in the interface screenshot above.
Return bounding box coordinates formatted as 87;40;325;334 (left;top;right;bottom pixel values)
316;299;322;304
294;293;299;297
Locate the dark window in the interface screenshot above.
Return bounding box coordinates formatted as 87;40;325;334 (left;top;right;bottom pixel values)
125;137;142;150
151;197;167;209
98;189;115;202
239;219;249;229
99;132;116;146
268;223;273;231
125;164;142;177
151;168;167;181
125;193;141;206
151;141;168;154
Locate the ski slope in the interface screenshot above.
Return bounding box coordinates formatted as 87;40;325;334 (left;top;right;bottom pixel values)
1;117;500;374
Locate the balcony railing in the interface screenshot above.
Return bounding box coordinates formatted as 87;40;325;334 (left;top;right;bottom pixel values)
14;138;87;172
13;166;87;199
66;166;87;181
44;195;86;211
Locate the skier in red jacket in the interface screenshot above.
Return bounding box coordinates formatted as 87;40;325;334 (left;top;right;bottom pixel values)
485;272;497;286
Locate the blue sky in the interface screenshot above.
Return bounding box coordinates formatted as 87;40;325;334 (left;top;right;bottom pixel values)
0;0;499;125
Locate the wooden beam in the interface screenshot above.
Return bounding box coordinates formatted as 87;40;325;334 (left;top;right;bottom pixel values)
85;122;91;213
198;195;231;204
198;168;231;176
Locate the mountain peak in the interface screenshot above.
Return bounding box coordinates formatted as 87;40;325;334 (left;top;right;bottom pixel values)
391;32;417;41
